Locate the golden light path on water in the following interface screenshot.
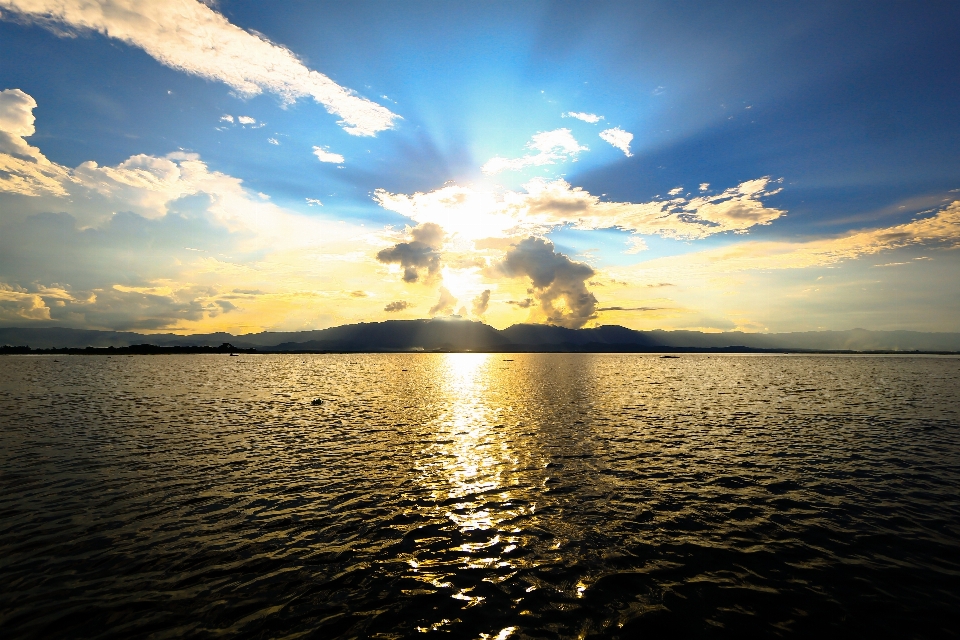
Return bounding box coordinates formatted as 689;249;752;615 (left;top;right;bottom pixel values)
409;354;521;637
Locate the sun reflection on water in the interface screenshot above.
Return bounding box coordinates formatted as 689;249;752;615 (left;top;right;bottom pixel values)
406;353;532;624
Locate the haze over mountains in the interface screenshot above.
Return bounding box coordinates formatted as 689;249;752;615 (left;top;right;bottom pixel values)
2;320;960;353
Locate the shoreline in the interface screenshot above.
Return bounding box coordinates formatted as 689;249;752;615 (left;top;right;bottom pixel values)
3;345;959;356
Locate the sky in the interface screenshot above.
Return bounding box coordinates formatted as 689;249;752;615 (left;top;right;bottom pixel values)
1;0;959;334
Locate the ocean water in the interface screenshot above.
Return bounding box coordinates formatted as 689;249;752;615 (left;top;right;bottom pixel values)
1;353;959;638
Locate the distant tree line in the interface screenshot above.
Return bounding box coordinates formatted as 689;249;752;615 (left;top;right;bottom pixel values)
0;343;256;355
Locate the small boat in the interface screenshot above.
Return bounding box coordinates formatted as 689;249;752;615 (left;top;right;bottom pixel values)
230;353;239;356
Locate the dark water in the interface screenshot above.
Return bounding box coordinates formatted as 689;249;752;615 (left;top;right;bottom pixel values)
1;353;959;638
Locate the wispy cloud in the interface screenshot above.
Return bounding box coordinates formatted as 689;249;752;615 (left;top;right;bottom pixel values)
599;127;633;157
632;201;960;274
563;112;603;124
481;128;587;175
0;0;399;136
624;237;648;254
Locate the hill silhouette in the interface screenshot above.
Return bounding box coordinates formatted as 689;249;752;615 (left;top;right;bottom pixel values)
2;319;960;353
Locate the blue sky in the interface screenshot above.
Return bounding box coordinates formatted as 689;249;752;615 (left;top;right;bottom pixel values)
1;0;958;333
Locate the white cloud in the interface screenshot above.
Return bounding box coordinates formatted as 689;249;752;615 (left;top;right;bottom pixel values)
668;187;683;196
306;198;322;206
220;114;234;123
563;111;603;124
312;146;344;164
699;183;710;192
599;127;633;157
237;116;256;125
0;91;335;243
668;201;960;272
625;237;648;254
481;128;588;175
0;92;437;333
375;176;785;241
0;88;70;196
267;137;279;145
0;0;399;136
0;88;37;136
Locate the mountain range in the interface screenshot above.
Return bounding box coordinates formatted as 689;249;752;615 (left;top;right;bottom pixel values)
2;320;960;353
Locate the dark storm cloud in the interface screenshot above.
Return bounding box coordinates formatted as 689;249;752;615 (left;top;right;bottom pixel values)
409;222;445;247
493;237;598;328
376;222;445;283
384;300;409;312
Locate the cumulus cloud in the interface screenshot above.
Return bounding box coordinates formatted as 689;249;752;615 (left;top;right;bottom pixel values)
0;88;36;136
237;116;256;125
384;300;409;312
0;96;339;244
375;222;445;283
0;90;356;237
472;289;491;316
599;127;633;157
406;221;443;247
428;286;457;316
220;114;234;123
0;284;51;322
312;146;344;163
375;177;785;241
0;88;70;196
0;281;243;331
481;128;587;175
0;91;408;333
491;237;598;328
0;0;398;136
563;112;603;124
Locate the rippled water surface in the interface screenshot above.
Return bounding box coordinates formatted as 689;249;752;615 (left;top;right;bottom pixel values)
2;353;959;638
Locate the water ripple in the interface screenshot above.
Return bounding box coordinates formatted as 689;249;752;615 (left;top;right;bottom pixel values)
1;353;959;637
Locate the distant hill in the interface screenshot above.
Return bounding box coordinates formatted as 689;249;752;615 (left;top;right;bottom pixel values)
2;320;960;353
